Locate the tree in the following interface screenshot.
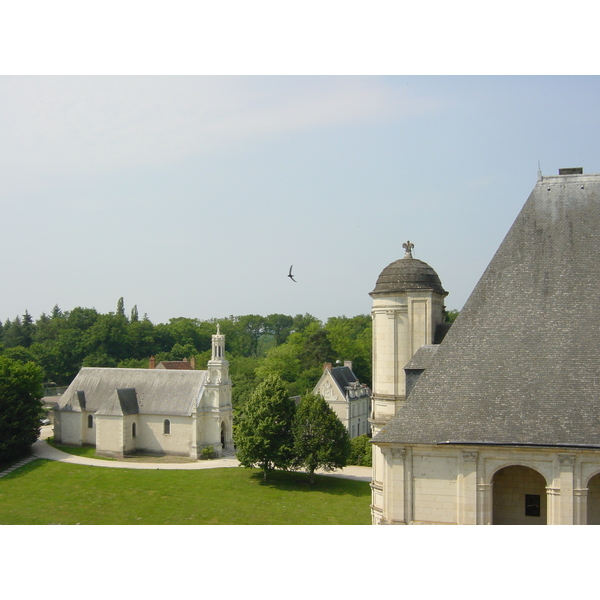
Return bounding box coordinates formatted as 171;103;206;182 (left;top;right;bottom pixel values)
292;393;351;484
234;373;296;480
116;297;125;318
0;356;44;462
348;434;372;467
264;313;294;346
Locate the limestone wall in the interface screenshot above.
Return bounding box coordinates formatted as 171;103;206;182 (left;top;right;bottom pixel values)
372;444;600;525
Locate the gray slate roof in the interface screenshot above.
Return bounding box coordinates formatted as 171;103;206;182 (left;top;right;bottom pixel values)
404;345;440;370
330;366;358;391
374;173;600;448
57;367;207;417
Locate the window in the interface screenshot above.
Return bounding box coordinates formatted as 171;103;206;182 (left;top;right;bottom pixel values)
163;419;171;435
87;414;93;428
132;423;136;438
525;494;541;517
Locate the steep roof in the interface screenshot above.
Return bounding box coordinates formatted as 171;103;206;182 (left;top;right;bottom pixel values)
404;345;439;371
57;367;207;417
374;172;600;448
330;366;358;391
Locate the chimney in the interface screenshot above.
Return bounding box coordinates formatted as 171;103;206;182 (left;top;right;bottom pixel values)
323;363;332;372
344;360;353;372
149;356;156;369
559;167;583;175
190;356;196;370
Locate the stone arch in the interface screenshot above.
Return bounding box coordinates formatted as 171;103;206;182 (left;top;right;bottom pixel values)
220;420;226;447
492;465;548;525
586;472;600;524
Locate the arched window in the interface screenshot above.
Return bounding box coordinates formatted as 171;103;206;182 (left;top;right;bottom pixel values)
132;422;136;438
87;414;93;428
163;419;171;435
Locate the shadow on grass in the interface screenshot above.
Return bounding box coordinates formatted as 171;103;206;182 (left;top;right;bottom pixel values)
250;469;370;497
0;457;48;481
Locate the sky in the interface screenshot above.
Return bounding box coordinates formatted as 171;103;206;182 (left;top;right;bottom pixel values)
2;75;600;325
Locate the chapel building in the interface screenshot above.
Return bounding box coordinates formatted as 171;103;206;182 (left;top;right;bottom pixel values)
370;169;600;525
53;328;233;459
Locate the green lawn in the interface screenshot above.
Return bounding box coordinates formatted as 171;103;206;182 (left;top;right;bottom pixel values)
0;459;371;524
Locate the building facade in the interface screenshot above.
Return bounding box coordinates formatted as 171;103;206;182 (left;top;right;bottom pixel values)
313;361;371;438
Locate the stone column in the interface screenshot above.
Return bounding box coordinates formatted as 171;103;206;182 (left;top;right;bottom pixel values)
458;451;478;524
381;446;407;524
476;483;493;525
574;488;588;525
546;486;561;525
557;454;575;525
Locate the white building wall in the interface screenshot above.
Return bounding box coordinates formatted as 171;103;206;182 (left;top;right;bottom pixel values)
372;444;600;525
84;412;96;445
136;415;192;456
95;415;124;457
57;411;84;445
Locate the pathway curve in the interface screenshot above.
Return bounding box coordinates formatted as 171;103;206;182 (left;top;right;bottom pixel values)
28;425;371;482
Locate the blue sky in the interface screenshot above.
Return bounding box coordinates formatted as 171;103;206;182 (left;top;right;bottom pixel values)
2;75;600;324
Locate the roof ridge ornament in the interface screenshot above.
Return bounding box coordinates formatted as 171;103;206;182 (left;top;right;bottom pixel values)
403;240;414;258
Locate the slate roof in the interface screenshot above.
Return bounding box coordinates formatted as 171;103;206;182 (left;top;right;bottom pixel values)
156;360;193;370
56;367;207;417
374;172;600;448
404;345;439;371
330;366;358;391
371;257;447;296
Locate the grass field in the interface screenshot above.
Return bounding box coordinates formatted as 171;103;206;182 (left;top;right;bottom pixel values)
0;459;371;525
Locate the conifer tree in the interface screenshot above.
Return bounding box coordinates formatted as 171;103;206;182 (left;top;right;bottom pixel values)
234;373;296;480
292;393;351;484
0;356;44;461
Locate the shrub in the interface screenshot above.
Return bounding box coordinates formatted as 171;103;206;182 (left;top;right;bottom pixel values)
348;434;372;467
200;445;215;460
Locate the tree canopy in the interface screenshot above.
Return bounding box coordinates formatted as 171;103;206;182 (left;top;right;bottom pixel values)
292;393;351;484
0;356;44;462
233;373;296;480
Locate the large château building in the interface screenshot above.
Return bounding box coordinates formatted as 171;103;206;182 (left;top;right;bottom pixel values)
370;168;600;525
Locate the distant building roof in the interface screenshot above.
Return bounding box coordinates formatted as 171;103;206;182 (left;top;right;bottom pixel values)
374;172;600;448
156;361;194;370
330;366;359;391
56;367;207;417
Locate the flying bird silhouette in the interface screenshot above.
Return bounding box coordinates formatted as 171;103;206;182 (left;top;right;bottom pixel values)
288;265;297;282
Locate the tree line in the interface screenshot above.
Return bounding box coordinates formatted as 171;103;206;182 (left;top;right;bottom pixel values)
0;298;373;408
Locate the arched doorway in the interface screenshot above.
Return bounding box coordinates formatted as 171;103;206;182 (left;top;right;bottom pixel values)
492;465;547;525
220;421;226;449
587;473;600;524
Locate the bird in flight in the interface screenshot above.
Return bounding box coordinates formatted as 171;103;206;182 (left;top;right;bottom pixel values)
288;265;297;282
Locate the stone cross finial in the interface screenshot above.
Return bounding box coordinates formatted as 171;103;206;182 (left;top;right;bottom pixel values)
403;240;414;258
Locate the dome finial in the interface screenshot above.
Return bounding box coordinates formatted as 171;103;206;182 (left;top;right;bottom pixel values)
402;240;414;258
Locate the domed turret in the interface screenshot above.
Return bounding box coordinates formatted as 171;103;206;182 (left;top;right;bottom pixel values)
370;241;447;440
371;240;447;297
